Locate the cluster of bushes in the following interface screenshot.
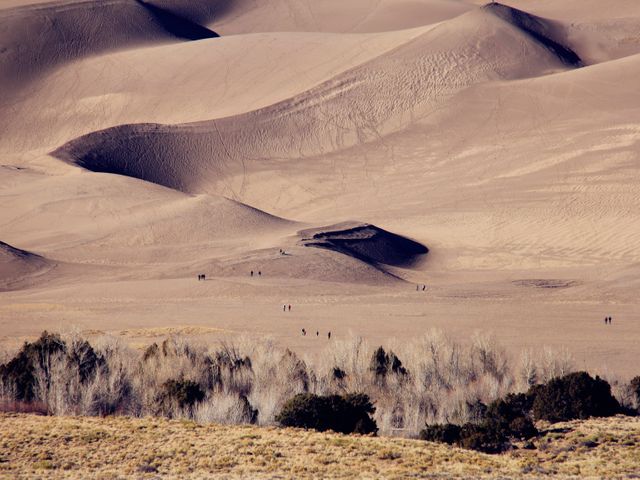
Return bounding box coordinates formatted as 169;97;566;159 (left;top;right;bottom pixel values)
420;371;624;453
276;393;377;435
2;330;637;443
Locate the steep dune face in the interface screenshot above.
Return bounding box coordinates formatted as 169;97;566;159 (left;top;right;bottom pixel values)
0;0;218;91
53;5;581;197
299;223;428;269
0;29;425;155
0;241;53;291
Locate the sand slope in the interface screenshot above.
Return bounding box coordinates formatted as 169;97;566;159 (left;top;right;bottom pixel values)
0;0;218;92
0;241;54;291
1;1;640;375
53;5;581;198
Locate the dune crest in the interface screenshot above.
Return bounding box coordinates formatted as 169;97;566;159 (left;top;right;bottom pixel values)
52;4;581;198
0;0;218;91
0;241;53;291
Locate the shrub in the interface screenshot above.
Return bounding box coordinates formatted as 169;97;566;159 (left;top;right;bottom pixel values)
159;379;205;410
629;376;640;410
486;393;537;440
419;423;461;444
275;393;377;435
458;424;507;454
0;332;66;402
531;371;620;422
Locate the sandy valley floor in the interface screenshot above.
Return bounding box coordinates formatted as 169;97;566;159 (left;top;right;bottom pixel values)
1;0;640;377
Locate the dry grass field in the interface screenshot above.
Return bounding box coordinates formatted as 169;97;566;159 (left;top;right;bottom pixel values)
1;413;639;479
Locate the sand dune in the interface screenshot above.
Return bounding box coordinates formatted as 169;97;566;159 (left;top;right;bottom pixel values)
53;4;580;198
209;0;472;34
0;241;54;291
0;0;217;92
1;1;640;375
300;222;428;269
0;28;426;156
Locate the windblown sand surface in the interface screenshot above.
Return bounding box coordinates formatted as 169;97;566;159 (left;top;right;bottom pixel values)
1;0;639;376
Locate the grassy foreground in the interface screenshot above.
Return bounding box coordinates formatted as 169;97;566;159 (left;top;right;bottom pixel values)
1;414;640;479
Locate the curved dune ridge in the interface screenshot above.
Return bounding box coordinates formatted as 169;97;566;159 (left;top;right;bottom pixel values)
0;29;428;154
53;3;582;197
299;222;428;270
0;0;218;91
0;240;53;291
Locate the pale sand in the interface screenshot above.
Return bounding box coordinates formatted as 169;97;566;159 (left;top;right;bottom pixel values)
1;1;639;377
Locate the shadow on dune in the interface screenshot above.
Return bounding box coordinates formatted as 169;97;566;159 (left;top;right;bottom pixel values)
0;241;53;292
484;2;582;67
0;0;219;91
299;223;428;269
134;0;219;40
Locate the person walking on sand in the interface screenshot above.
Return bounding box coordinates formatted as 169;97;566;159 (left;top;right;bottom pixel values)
302;328;306;336
288;304;291;312
316;331;319;336
283;304;286;312
251;270;254;277
328;331;331;340
258;271;262;276
422;285;426;291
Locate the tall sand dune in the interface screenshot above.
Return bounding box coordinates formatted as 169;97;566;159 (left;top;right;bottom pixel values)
0;28;426;154
53;4;581;198
0;0;218;91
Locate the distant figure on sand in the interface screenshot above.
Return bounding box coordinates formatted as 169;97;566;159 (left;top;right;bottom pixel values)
251;270;253;277
328;331;331;340
302;328;306;336
283;305;286;312
316;331;319;336
258;271;262;276
288;304;291;312
422;285;426;291
197;274;206;281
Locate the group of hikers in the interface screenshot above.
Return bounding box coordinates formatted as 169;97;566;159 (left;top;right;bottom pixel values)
604;316;614;324
301;328;331;339
250;270;262;277
416;284;427;291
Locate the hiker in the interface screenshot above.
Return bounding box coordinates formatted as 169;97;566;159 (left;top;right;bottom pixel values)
422;285;426;291
609;316;613;324
288;304;291;312
251;270;253;277
283;304;286;312
258;271;262;276
316;331;319;336
416;285;419;291
328;331;331;340
604;317;607;324
201;274;205;281
302;328;306;336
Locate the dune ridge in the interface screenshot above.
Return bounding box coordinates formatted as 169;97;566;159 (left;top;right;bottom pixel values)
0;240;53;291
0;0;218;91
53;4;581;199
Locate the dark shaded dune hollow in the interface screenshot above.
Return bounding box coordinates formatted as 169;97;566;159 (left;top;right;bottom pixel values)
299;223;428;270
0;241;53;291
0;0;219;89
484;3;582;67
